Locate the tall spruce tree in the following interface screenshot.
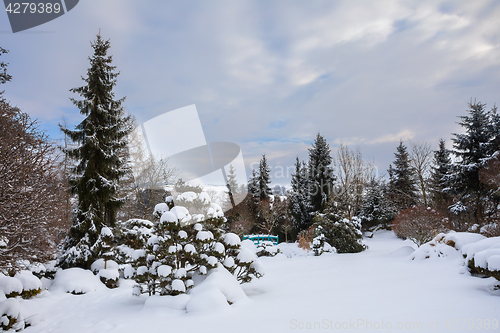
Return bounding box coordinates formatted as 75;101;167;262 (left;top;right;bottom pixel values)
59;34;132;269
449;101;499;224
430;138;452;206
308;133;334;213
387;141;418;212
289;157;312;232
258;154;272;201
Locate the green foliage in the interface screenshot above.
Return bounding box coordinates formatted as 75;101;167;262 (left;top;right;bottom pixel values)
312;201;366;254
308;133;335;213
21;288;42;300
59;34;132;269
387;141;418;212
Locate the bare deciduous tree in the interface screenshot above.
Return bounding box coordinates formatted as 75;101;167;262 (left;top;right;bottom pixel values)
0;100;69;272
409;140;433;207
334;144;373;218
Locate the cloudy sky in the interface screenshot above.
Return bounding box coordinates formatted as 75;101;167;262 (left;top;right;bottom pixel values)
2;0;500;185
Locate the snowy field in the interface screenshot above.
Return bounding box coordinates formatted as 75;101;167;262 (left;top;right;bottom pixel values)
21;231;500;333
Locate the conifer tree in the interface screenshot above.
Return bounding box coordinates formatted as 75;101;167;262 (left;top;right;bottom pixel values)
289;157;312;231
387;141;418;212
258;154;272;201
59;34;132;269
308;133;334;213
430;139;452;206
247;169;259;199
449;101;499;223
360;178;394;230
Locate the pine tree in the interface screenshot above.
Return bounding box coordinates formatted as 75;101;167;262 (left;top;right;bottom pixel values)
360;178;394;230
387;141;418;212
308;133;334;213
258;154;272;201
289;157;312;232
59;34;132;269
449;101;499;224
430;139;452;206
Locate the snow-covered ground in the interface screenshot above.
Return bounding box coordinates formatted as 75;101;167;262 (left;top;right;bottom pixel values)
21;231;500;332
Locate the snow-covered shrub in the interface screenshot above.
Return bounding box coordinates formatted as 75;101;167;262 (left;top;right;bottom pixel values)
312;205;365;254
0;298;23;331
256;241;279;257
129;193;264;296
480;222;500;237
463;236;500;282
312;233;335;256
14;271;42;299
392;206;452;247
410;232;485;261
51;268;105;295
0;276;22;299
90;228;119;288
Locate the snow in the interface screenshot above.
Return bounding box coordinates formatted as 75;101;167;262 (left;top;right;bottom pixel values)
198;192;211;204
12;230;500;333
91;259;119;272
14;271;42;292
223;233;241;246
153;203;169;216
178;230;188;239
98;268;119;280
196;230;213;241
184;244;196;254
214;242;225;254
160;211;177;224
0;298;20;318
186;266;248;313
101;227;113;237
171;279;186;292
237;248;257;263
170;206;191;225
144;294;190;311
176;191;197;202
207;203;224;218
51;268;105;294
157;265;172;277
0;275;23;296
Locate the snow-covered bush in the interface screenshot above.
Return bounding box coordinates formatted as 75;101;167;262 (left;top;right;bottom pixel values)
256;241;279;257
128;192;264;296
51;268;105;295
90;228;119;288
312;204;365;254
0;298;22;331
410;232;486;261
312;234;335;256
463;236;500;282
392;206;452;247
14;271;42;299
0;276;22;299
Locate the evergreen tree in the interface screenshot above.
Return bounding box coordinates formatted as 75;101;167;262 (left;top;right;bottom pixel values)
360;178;394;230
430;139;452;206
59;34;132;269
449;101;499;224
247;169;259;198
312;199;365;254
258;154;272;200
289;157;312;232
387;141;418;212
308;133;334;213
